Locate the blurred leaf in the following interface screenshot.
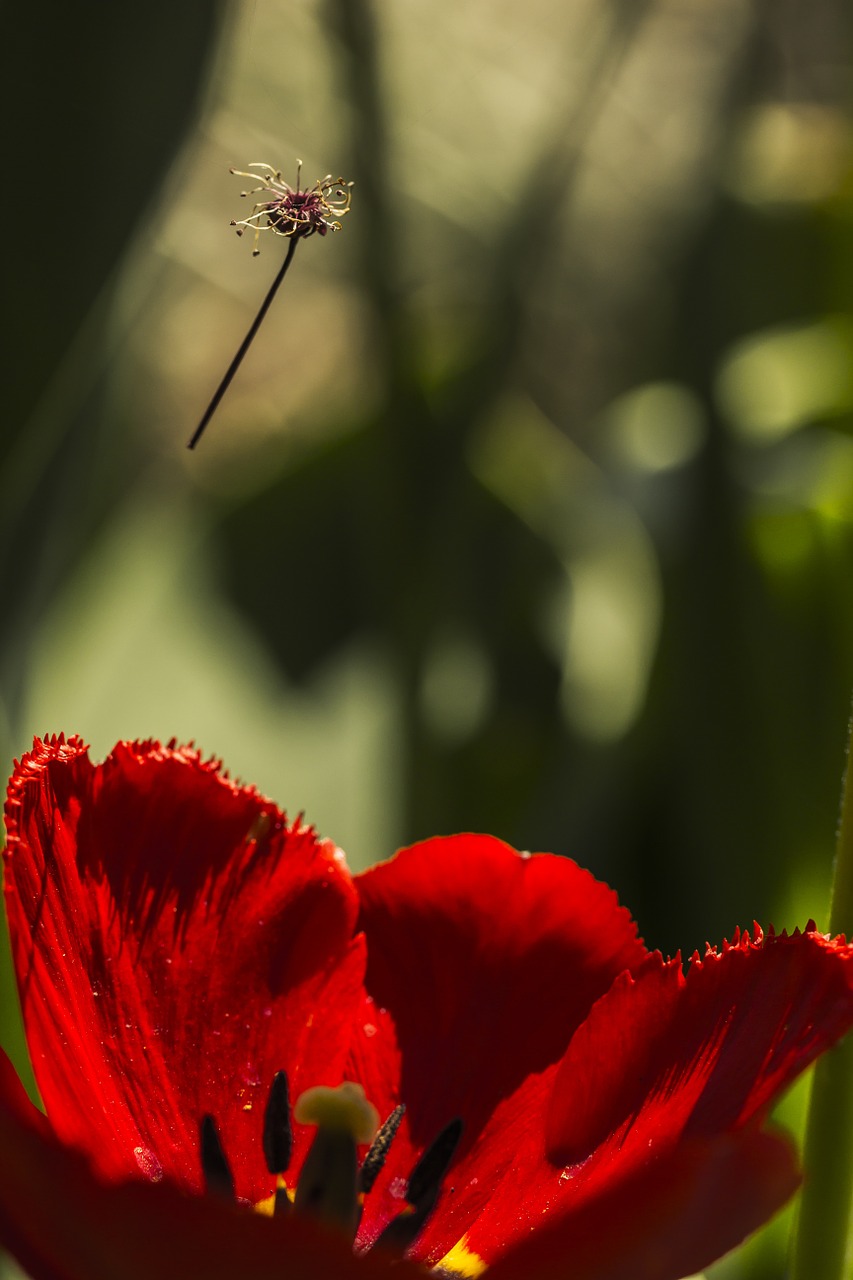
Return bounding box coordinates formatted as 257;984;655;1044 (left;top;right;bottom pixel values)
212;402;568;840
2;5;232;443
0;2;232;740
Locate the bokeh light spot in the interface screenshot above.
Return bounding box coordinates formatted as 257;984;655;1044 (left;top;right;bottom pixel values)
716;317;853;442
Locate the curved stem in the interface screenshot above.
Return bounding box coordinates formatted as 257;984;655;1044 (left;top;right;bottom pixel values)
187;237;299;449
791;702;853;1280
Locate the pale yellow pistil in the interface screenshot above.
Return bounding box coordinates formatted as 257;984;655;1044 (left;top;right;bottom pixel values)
269;1083;379;1238
295;1082;380;1143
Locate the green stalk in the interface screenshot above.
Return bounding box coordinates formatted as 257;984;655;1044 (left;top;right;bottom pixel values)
791;705;853;1280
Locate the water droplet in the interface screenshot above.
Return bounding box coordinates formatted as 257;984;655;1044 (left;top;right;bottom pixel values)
134;1146;164;1182
363;1023;376;1038
262;1007;273;1018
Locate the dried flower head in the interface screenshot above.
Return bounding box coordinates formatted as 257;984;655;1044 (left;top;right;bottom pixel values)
229;160;353;256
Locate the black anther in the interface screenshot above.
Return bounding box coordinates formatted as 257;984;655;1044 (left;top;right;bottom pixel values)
200;1114;236;1200
374;1118;463;1255
358;1104;406;1196
263;1070;293;1175
407;1117;463;1209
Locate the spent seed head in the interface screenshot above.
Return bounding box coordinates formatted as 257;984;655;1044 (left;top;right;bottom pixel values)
229;160;353;255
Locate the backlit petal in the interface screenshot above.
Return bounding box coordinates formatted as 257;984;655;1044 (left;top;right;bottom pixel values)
450;927;853;1265
548;927;853;1164
3;736;365;1203
353;835;647;1248
485;1129;800;1280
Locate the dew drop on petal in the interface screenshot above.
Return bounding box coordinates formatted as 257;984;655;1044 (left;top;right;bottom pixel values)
134;1146;164;1182
363;1023;376;1038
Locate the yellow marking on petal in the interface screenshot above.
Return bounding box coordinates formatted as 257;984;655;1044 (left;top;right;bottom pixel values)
294;1081;379;1144
438;1237;487;1278
255;1192;276;1217
255;1175;293;1216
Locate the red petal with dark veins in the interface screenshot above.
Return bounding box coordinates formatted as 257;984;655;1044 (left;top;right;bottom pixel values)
548;927;853;1166
352;836;647;1247
345;993;404;1149
485;1129;800;1280
3;736;365;1204
440;926;853;1268
0;1049;420;1280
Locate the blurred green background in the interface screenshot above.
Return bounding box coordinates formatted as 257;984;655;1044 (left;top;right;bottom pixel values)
3;2;853;1276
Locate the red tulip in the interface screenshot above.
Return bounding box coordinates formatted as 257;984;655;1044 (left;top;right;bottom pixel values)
3;736;852;1279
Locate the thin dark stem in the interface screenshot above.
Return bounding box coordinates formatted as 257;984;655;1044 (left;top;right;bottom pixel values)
187;237;299;449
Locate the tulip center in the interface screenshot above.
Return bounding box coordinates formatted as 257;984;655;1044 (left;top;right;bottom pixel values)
200;1075;462;1260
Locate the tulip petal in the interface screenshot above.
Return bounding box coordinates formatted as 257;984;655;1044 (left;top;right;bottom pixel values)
485;1128;800;1280
3;736;365;1203
440;926;853;1266
353;835;647;1247
548;927;853;1165
356;836;646;1142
